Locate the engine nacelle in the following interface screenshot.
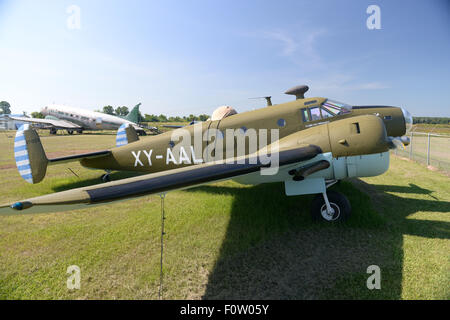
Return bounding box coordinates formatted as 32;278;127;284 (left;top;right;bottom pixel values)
331;151;389;179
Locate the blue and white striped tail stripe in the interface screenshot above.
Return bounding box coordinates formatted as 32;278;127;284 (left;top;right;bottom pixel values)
14;124;33;183
116;123;129;147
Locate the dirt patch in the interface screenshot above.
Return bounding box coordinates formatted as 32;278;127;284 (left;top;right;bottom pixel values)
0;164;16;169
393;154;412;162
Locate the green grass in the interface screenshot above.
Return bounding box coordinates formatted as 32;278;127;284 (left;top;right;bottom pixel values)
0;133;449;299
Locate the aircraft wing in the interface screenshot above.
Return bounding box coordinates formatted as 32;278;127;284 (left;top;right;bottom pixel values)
162;121;198;129
0;145;321;215
7;116;81;129
162;124;184;129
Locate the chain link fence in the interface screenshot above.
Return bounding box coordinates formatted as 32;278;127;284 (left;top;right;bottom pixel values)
393;132;450;173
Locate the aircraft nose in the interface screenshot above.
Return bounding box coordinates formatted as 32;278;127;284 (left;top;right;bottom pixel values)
401;107;413;133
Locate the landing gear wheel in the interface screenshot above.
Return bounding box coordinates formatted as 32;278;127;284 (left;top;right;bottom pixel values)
101;174;111;183
67;130;74;135
77;129;83;134
50;128;57;135
310;190;351;223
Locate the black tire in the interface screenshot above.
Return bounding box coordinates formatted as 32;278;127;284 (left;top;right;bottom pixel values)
77;129;83;134
67;130;74;135
50;128;57;135
310;190;351;222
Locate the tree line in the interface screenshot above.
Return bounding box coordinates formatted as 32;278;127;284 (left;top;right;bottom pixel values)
2;99;449;125
0;101;11;115
100;105;209;122
413;117;450;124
101;105;130;116
142;114;210;122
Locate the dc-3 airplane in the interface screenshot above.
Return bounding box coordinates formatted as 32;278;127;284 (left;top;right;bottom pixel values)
7;103;154;135
0;85;412;222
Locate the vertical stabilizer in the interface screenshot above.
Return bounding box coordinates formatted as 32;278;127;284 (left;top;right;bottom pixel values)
125;103;141;124
116;123;139;147
14;125;48;184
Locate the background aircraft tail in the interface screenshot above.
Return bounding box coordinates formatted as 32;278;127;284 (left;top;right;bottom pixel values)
125;103;142;124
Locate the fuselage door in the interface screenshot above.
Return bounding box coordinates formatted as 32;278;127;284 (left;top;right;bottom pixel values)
95;117;103;129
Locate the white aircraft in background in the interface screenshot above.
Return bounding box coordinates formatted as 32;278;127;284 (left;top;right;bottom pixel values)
7;103;152;135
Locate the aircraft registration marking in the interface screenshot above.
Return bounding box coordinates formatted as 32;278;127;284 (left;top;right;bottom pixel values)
131;146;203;167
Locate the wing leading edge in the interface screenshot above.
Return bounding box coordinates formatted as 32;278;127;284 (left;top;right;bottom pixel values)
7;116;81;129
0;145;322;215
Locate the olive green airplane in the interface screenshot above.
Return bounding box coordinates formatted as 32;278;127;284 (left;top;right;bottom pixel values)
0;85;412;222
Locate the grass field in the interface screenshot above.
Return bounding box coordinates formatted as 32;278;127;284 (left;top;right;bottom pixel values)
411;124;450;135
394;132;450;173
0;131;449;299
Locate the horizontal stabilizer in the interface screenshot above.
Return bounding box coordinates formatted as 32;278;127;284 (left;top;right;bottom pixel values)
13;125;111;183
48;150;111;164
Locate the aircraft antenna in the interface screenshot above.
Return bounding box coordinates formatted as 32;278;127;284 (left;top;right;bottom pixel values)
249;96;272;107
158;193;167;300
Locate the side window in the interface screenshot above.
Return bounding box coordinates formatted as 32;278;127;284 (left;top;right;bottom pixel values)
301;108;310;122
310;107;321;121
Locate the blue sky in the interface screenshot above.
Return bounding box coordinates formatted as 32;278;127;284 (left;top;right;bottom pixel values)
0;0;449;117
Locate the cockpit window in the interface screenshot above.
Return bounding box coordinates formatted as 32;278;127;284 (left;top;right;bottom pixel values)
320;106;334;119
323;99;352;114
301;99;352;123
310;107;321;121
302;108;310;122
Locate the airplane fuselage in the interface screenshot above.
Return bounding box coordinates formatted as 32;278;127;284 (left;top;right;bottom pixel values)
81;97;409;179
41;105;137;131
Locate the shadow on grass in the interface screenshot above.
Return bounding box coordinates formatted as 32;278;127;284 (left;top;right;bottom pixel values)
185;179;449;299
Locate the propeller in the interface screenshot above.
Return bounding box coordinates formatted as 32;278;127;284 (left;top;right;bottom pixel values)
388;136;410;149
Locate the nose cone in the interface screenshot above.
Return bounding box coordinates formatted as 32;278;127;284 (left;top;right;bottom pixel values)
401;108;413;133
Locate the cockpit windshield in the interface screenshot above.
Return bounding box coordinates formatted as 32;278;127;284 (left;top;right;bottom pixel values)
301;99;352;123
322;99;352;115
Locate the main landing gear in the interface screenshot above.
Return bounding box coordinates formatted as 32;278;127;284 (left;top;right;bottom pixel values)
310;181;351;223
100;170;111;183
67;129;83;135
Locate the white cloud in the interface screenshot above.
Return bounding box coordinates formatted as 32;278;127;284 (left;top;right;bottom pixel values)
263;31;298;56
257;27;327;70
352;82;390;90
